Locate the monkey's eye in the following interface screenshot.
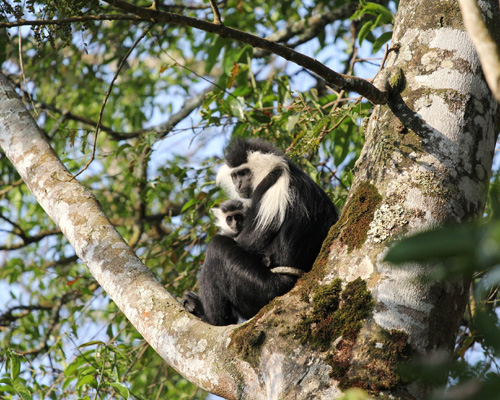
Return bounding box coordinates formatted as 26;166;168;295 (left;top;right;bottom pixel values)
231;168;250;178
226;216;233;223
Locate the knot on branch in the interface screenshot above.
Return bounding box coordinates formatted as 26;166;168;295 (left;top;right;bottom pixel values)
373;67;405;99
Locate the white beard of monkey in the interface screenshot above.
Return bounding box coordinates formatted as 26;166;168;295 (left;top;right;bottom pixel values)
216;151;291;232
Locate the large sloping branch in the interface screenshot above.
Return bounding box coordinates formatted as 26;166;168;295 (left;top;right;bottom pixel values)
101;0;390;104
458;0;500;103
0;73;247;399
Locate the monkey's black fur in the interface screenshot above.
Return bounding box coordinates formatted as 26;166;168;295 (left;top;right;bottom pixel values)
183;139;338;325
183;235;297;325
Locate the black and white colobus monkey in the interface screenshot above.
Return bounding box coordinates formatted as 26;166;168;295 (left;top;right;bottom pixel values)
212;199;248;238
183;139;338;325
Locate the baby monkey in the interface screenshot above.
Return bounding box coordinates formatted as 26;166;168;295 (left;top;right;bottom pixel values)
213;199;274;267
212;199;248;238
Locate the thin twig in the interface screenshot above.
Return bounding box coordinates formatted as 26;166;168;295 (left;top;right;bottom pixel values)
0;14;146;28
370;44;391;84
72;23;154;179
18;28;37;114
209;0;222;25
0;178;24;196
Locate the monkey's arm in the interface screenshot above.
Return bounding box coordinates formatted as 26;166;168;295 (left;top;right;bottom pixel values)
236;166;285;252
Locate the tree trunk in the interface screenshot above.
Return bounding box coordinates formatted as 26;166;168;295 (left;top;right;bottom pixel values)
0;0;499;399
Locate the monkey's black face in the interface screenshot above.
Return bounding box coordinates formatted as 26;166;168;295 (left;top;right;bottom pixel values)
226;213;244;235
231;167;253;199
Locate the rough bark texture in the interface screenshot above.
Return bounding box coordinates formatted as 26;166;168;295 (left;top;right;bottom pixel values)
321;0;500;395
1;0;499;399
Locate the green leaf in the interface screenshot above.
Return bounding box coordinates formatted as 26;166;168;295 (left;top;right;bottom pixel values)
110;382;130;399
0;384;15;394
358;21;374;45
9;356;20;381
384;225;477;265
76;375;97;390
363;3;393;22
181;198;198;213
205;36;227;73
351;2;393;23
64;357;88;378
12;379;31;399
372;31;393;53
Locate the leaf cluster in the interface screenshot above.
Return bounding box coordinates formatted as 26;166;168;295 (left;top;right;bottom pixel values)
351;0;393;52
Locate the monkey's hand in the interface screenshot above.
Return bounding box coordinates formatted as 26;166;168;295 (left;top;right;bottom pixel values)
181;291;205;319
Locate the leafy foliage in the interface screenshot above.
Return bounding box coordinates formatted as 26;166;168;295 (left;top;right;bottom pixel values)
351;0;394;52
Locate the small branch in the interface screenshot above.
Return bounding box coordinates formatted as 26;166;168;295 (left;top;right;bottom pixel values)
0;178;24;197
73;23;154;179
32;86;212;140
458;0;500;103
0;304;52;327
0;14;146;28
103;0;389;104
42;255;79;270
255;3;358;56
0;227;61;250
152;86;213;139
209;0;222;25
0;214;28;241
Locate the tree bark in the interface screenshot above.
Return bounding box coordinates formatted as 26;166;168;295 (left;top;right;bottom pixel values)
0;0;499;399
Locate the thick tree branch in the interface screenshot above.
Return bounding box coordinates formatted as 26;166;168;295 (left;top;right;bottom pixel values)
101;0;389;104
458;0;500;103
0;73;245;399
1;2;389;103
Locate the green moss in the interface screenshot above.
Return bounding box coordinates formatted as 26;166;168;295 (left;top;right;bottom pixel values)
389;68;405;94
230;317;266;368
329;182;382;251
229;298;290;367
287;278;373;352
329;328;411;392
